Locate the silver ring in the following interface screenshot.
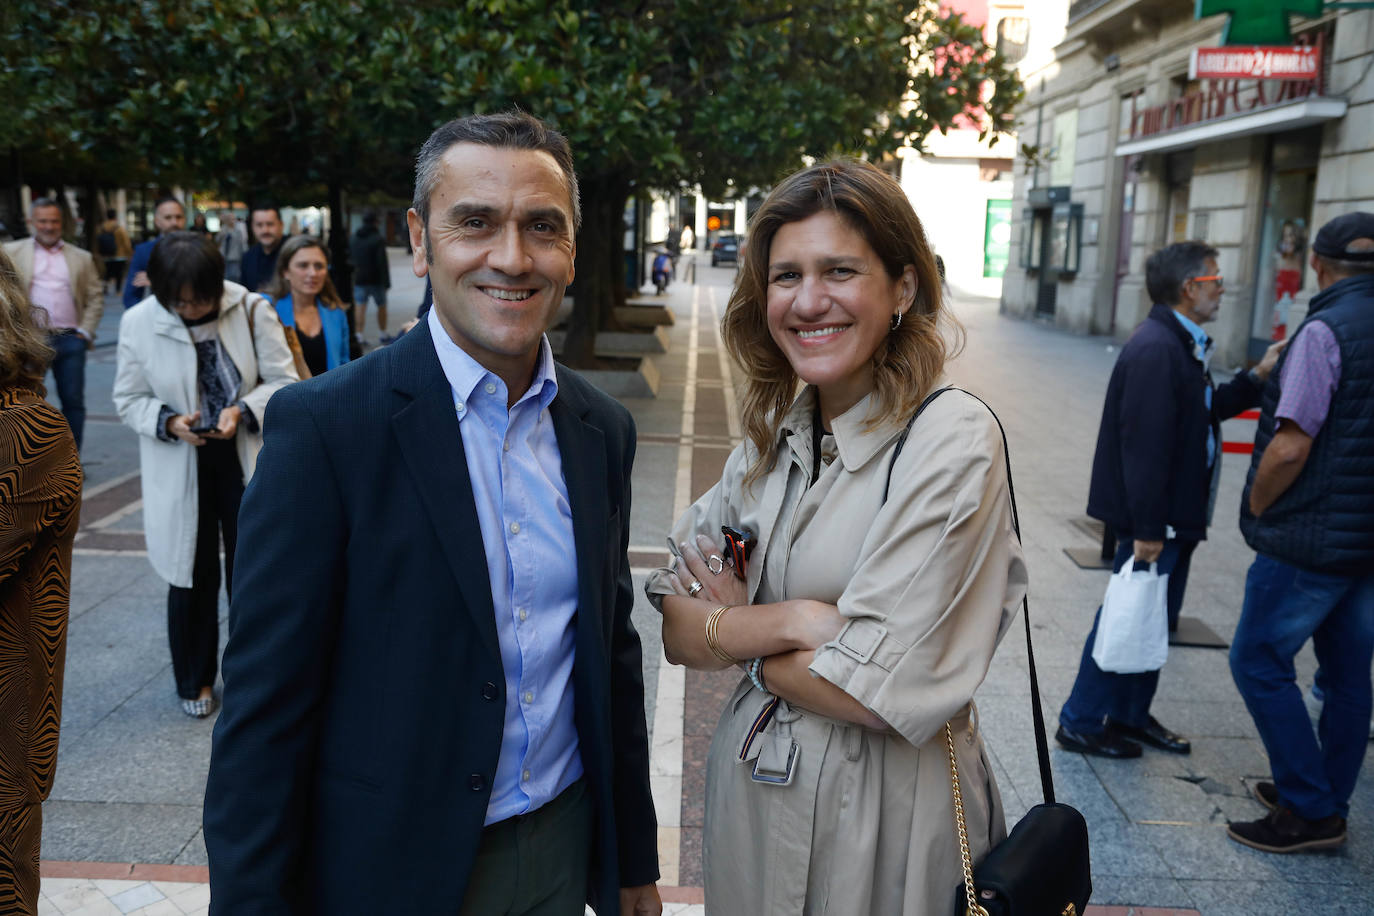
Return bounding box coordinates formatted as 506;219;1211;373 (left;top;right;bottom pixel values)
688;580;704;597
707;554;725;575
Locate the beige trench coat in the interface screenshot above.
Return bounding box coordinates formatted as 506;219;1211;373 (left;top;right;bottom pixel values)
112;282;298;588
646;384;1029;915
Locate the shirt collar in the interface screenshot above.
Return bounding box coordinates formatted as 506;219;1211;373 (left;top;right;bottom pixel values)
778;385;912;473
1171;309;1213;366
36;238;64;253
426;306;558;414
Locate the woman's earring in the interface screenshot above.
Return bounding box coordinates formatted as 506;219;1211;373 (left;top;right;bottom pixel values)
890;310;903;331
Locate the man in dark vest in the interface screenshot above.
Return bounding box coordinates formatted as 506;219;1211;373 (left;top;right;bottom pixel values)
1228;212;1374;854
1055;241;1285;759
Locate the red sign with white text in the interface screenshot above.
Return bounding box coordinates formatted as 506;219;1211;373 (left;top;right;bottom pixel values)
1190;46;1320;81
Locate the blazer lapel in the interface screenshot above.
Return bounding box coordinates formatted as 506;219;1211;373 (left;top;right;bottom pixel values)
550;371;610;667
389;320;501;661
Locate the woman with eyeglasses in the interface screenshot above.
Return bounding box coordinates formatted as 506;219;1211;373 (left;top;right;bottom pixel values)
646;160;1028;913
113;231;297;718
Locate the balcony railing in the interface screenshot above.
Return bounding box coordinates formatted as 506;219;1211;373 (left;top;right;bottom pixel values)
1067;0;1114;22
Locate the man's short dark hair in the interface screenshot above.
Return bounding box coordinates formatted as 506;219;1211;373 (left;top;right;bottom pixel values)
412;110;580;233
362;210;378;225
1145;241;1219;306
153;195;184;213
148;231;225;310
30;197;61;214
250;203;282;223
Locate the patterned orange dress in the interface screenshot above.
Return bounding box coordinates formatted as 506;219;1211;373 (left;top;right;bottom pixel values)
0;386;82;912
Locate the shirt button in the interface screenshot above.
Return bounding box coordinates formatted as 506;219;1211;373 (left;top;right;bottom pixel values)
469;774;485;792
455;399;465;412
518;608;529;622
510;521;520;534
523;690;534;704
522;769;531;782
503;440;511;452
482;682;499;701
485;382;496;394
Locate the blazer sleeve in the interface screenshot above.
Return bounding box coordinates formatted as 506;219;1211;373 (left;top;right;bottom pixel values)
1213;368;1262;420
77;251;104;338
122;243;150;309
607;413;661;887
808;396;1028;748
204;384;346;914
1117;340;1177;541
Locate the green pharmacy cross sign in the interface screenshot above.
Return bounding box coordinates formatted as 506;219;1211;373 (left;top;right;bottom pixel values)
1195;0;1323;45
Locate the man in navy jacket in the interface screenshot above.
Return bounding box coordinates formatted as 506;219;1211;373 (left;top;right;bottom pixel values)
121;196;185;307
203;112;661;914
1056;241;1285;759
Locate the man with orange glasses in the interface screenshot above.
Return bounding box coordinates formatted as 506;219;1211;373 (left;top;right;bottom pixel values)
1056;241;1285;759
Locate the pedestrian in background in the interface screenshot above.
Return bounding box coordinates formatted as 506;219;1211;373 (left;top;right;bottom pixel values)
268;235;351;377
350;210;391;343
96;208;133;295
3;197;104;450
1056;241;1286;759
123;196;186;308
238;204;287;293
0;248;83;916
1227;212;1374;854
648;159;1026;914
216;211;246;284
112;232;297;718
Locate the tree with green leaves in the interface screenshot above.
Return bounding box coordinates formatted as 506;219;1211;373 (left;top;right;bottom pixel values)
2;0;1020;365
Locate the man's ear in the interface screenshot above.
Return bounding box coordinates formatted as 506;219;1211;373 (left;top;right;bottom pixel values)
406;209;429;278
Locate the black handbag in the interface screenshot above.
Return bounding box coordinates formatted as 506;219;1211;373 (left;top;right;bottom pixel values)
887;388;1092;916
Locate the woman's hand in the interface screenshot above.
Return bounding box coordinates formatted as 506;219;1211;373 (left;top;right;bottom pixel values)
205;404;241;440
666;533;748;607
167;412;207;446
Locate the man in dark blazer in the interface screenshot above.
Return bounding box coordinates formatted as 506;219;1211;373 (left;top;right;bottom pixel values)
1056;240;1285;759
204;112;661;915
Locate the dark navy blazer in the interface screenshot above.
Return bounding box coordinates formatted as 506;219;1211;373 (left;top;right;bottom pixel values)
1086;303;1262;541
203;319;658;914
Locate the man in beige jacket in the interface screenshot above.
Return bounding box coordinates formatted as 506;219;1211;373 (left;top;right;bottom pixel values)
3;197;105;449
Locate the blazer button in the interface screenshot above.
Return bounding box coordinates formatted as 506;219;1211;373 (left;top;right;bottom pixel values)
482;682;499;701
470;774;485;792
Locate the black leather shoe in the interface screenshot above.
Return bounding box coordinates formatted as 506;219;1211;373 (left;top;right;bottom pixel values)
1106;716;1191;755
1252;780;1278;811
1055;724;1142;758
1227;807;1346;853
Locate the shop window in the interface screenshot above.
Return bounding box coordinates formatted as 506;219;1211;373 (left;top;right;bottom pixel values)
1051;203;1083;276
1250;130;1319;352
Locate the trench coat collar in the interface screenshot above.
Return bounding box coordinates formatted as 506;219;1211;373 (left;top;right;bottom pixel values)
149;281;253;341
777;385;915;475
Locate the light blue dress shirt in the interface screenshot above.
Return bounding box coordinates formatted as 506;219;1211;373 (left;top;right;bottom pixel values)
1172;309;1216;467
426;307;583;825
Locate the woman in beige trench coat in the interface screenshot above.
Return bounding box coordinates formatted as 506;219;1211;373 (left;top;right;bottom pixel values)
646;160;1028;915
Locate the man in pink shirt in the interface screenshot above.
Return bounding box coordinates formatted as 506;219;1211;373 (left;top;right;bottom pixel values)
1228;212;1374;854
2;198;104;449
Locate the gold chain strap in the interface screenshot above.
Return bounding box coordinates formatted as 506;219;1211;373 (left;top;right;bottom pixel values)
945;722;990;916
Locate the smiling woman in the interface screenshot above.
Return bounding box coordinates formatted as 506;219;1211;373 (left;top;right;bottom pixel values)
646;159;1026;914
267;236;351;377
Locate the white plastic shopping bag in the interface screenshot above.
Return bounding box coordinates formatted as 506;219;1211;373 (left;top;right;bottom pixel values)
1091;560;1169;673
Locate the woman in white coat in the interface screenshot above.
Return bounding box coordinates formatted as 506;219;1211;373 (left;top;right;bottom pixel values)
646;160;1027;914
113;232;297;717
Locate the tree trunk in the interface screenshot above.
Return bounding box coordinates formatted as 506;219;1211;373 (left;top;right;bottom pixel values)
565;174;631;367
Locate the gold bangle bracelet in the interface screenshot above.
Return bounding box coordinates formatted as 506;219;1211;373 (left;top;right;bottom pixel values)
705;604;740;665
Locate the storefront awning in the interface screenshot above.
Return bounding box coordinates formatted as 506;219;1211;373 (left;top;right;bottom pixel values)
1115;96;1348;157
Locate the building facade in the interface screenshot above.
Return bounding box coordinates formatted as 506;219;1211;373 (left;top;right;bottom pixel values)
1002;0;1374;367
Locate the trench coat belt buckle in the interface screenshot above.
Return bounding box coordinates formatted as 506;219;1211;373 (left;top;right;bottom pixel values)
738;696;798;787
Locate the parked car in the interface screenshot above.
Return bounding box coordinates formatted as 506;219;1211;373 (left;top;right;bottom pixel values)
711;233;740;266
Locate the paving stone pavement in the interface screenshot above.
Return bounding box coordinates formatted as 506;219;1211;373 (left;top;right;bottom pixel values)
38;252;1372;913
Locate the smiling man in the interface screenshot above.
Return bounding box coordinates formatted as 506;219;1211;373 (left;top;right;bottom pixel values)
204;112;661;916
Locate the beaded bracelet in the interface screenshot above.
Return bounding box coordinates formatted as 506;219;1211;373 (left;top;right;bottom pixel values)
748;656;770;695
705;605;739;665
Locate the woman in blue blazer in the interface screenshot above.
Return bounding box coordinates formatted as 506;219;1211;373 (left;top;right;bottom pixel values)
267;236;350;376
